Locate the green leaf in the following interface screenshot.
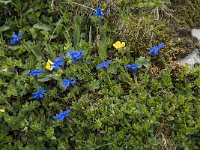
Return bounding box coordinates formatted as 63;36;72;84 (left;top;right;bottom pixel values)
97;37;112;60
88;26;92;54
148;138;161;146
33;24;53;31
0;0;12;5
0;25;10;32
38;76;51;82
178;95;185;105
134;124;141;131
95;119;102;129
45;127;55;139
135;57;150;68
196;75;200;86
22;101;40;112
30;45;45;60
88;80;100;92
0;56;6;63
1;68;15;76
49;102;59;107
30;28;37;39
168;115;174;121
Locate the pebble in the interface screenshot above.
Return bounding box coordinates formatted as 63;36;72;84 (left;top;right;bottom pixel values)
179;29;200;68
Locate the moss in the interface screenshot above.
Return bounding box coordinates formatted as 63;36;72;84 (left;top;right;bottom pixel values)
171;0;200;28
108;9;190;62
105;0;200;63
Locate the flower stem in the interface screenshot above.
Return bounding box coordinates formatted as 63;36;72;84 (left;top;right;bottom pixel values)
104;68;112;86
159;53;167;68
133;71;138;84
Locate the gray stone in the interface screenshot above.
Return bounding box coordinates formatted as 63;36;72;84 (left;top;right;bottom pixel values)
179;29;200;68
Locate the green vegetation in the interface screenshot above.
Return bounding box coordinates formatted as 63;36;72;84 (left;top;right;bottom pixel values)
0;0;199;149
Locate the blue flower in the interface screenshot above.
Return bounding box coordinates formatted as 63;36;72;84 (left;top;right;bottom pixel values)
10;32;22;45
52;55;65;72
54;109;70;121
93;7;105;18
126;64;142;71
28;68;43;77
67;50;85;62
147;42;165;55
61;78;76;88
97;60;112;69
32;88;48;99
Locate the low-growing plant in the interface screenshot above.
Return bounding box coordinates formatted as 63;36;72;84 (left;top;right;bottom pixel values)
0;0;199;149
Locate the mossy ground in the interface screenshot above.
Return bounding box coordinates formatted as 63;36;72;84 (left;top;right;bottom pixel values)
109;0;200;63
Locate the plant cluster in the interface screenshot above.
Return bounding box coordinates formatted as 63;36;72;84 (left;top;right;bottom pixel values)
0;0;199;149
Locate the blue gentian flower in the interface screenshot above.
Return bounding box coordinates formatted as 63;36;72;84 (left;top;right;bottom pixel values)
126;64;142;71
32;88;48;99
52;55;65;72
93;7;105;18
28;68;43;77
10;32;22;45
54;109;70;121
61;78;76;88
97;60;112;69
67;50;85;62
147;42;165;55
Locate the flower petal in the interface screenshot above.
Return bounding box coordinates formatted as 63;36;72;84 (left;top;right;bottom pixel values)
113;41;125;49
12;34;18;38
10;39;17;45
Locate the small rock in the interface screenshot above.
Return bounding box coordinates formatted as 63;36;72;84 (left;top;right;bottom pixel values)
192;29;200;40
179;29;200;68
179;49;200;68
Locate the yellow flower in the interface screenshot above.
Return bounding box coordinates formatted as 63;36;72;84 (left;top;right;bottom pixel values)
2;68;7;72
113;41;125;49
64;46;67;50
0;109;5;113
46;59;54;71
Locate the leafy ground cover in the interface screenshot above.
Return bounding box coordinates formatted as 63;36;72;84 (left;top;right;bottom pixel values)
0;0;200;149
